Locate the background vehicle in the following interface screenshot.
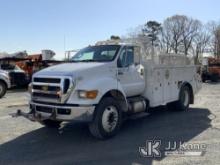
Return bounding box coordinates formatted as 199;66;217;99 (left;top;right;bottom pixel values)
0;69;10;98
202;57;220;82
14;41;202;139
0;63;28;87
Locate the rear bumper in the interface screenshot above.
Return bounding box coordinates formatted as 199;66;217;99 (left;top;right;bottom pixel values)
26;102;95;122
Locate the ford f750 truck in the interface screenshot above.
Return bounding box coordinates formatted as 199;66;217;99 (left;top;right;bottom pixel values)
14;42;202;139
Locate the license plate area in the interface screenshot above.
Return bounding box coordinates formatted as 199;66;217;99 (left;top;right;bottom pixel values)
35;106;54;114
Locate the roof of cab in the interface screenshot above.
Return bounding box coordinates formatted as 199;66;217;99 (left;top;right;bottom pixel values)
95;40;139;47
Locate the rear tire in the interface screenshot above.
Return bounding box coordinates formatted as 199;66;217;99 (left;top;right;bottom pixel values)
0;81;7;98
167;86;190;111
88;97;122;139
40;120;61;128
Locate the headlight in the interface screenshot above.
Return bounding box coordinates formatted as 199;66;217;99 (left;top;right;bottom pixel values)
78;90;98;99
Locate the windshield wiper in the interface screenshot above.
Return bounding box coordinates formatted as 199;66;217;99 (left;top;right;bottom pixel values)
75;59;103;62
71;59;108;62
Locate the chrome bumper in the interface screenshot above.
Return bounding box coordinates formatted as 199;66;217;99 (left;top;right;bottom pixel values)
12;102;95;122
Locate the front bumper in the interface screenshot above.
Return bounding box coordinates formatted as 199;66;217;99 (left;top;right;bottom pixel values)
13;102;95;122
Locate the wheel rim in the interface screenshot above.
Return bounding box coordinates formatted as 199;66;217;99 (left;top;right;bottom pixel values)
182;90;189;107
102;106;119;133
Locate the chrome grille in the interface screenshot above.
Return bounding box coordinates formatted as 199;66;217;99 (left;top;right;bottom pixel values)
31;76;73;103
33;85;60;92
33;77;61;83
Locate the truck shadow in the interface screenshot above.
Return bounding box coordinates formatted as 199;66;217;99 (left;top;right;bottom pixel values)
0;107;211;165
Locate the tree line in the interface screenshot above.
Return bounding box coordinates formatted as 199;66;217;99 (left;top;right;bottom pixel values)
123;15;220;64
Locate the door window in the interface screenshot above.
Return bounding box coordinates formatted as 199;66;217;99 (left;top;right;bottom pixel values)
118;47;134;68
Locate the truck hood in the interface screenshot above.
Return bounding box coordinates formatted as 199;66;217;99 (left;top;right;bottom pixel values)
34;62;112;77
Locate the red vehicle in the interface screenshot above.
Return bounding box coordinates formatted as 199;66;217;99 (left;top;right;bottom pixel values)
202;57;220;82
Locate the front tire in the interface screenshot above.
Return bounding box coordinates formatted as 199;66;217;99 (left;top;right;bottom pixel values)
88;97;122;139
0;81;7;98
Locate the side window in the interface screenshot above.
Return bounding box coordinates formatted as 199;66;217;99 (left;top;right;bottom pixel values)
118;47;134;68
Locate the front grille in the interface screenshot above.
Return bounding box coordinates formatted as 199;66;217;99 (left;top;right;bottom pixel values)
34;77;61;83
33;85;60;91
31;76;72;104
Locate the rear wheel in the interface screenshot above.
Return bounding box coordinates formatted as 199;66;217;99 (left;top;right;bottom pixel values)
88;97;122;139
0;81;7;98
40;119;61;128
167;86;190;111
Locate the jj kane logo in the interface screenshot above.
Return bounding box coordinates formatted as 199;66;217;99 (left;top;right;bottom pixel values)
139;140;161;157
139;140;206;157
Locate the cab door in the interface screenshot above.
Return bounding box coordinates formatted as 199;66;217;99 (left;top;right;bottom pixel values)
117;46;145;97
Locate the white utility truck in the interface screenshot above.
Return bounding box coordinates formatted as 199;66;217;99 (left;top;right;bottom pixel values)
14;42;202;139
0;69;10;98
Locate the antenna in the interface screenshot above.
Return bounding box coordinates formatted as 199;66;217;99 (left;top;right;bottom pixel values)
64;35;66;59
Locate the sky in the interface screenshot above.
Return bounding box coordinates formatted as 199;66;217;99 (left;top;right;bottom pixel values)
0;0;219;59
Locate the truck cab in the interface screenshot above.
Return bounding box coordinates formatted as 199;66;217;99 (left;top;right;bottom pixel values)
15;42;201;139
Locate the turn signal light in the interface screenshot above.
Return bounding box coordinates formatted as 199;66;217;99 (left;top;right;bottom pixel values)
79;90;98;99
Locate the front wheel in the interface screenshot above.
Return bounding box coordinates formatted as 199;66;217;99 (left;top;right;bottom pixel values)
88;97;122;139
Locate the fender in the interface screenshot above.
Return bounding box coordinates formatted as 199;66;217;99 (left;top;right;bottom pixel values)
67;76;128;108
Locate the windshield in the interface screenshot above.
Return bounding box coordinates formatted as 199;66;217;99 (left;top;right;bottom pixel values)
71;45;121;62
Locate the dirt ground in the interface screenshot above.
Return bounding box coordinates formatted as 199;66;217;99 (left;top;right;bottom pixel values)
0;83;220;165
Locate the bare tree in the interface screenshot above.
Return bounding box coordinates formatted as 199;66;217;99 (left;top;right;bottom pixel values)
163;15;185;54
181;17;201;55
162;15;201;55
205;21;220;58
161;23;172;53
213;26;220;58
191;24;211;64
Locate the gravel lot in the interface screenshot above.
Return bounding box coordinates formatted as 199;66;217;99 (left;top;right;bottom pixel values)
0;83;220;165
